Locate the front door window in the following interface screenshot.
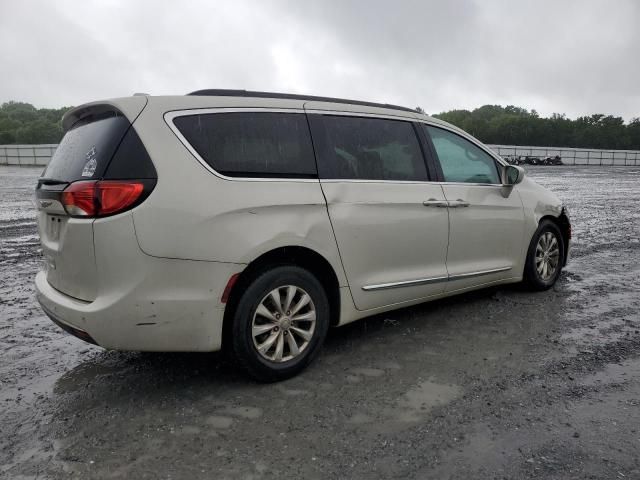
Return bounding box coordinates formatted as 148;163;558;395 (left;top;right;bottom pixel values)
425;126;500;184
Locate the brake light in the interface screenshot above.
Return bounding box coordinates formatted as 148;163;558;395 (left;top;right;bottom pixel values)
61;180;144;217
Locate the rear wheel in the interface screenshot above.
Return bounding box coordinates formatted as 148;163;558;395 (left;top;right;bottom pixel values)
523;219;564;290
230;265;329;382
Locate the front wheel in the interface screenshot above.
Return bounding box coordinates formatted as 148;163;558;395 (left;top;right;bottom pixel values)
523;219;565;290
230;266;330;382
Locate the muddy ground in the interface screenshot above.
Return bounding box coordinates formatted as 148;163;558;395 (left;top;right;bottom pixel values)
1;165;639;479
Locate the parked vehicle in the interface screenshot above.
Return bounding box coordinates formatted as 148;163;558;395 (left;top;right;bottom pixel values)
35;90;571;381
502;155;563;166
543;155;563;166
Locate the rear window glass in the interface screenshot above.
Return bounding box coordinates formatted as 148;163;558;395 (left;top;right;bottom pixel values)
311;115;427;181
173;112;317;178
42;111;130;182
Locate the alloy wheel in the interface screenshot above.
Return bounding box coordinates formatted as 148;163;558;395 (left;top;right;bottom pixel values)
535;231;560;281
251;285;317;362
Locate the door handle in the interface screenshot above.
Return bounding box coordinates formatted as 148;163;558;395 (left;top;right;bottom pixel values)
423;199;448;208
448;199;470;208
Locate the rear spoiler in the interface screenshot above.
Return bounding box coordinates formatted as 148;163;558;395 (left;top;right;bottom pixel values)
62;96;149;131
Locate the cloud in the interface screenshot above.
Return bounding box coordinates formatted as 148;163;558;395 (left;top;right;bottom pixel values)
0;0;638;119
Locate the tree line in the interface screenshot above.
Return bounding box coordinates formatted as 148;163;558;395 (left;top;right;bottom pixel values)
0;102;68;144
1;100;639;150
429;105;640;150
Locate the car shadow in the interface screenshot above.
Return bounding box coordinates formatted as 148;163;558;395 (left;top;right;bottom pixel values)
51;280;539;398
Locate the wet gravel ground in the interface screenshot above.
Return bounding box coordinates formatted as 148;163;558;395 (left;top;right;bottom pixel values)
1;165;639;479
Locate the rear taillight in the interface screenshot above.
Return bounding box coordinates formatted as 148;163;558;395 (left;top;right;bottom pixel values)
61;180;145;218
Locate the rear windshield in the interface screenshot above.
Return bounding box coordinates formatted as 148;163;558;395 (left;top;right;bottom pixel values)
173;112;317;178
42;111;130;182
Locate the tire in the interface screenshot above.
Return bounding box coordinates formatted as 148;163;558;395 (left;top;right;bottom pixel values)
230;265;330;382
523;219;565;290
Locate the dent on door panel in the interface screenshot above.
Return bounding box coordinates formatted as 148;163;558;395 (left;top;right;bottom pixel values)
320;181;450;311
132;177;348;285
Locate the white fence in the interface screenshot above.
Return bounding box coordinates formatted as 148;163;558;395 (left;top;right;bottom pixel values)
2;143;640;167
0;144;57;166
487;145;640;166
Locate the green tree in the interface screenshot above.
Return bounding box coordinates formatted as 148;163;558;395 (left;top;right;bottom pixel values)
0;102;71;144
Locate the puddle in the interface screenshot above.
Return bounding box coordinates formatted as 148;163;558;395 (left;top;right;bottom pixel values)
395;380;462;423
54;361;119;394
351;367;385;377
581;358;640;386
219;406;263;419
348;413;373;424
205;415;234;429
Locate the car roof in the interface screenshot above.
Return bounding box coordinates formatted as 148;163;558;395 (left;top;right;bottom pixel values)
188;89;419;114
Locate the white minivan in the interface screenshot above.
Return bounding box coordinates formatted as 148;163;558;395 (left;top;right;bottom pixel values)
35;90;570;381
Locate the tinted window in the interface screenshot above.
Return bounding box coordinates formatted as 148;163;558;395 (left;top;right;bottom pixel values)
42;111;130;182
104;126;157;180
426;126;500;184
314;116;427;181
173;112;316;178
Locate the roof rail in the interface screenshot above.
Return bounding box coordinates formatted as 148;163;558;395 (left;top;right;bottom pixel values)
187;89;418;113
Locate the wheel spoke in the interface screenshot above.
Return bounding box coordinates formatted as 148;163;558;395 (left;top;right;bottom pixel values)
290;293;310;316
272;332;284;361
253;323;275;337
286;331;300;356
292;310;316;322
290;326;312;341
257;330;279;353
269;289;284;315
542;261;548;279
256;303;277;322
283;286;296;313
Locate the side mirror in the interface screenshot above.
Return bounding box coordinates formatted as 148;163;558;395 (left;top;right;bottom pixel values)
503;165;525;186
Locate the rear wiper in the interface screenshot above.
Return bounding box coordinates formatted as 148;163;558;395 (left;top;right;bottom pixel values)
38;178;68;186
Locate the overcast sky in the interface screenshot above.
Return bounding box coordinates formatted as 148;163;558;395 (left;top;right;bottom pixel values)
1;0;638;119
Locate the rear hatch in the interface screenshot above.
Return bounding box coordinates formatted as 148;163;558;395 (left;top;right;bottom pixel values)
35;99;155;301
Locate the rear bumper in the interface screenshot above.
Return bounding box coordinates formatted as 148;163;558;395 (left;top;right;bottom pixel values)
35;258;238;352
40;301;98;345
35;256;239;351
35;212;244;352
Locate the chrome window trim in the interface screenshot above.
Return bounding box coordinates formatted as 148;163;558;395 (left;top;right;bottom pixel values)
435;181;506;188
362;266;512;291
164;108;320;183
321;179;435;185
304;108;417;122
321;179;504;187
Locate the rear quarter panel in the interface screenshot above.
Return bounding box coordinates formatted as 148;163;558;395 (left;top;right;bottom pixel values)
129;98;348;287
